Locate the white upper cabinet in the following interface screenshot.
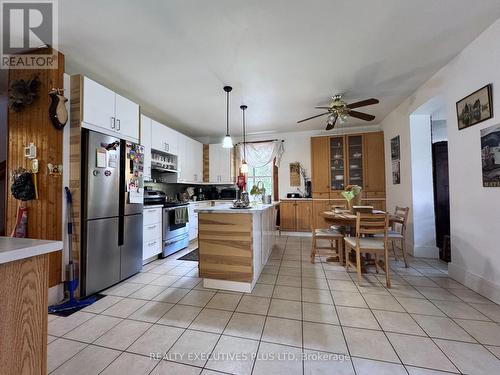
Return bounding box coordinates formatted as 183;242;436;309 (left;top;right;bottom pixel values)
82;76;115;131
82;76;139;142
209;144;233;184
178;135;203;183
151;120;179;156
140;115;152;180
115;93;139;140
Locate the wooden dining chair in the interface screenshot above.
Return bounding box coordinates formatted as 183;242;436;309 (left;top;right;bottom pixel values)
344;212;390;287
388;206;410;268
310;221;344;264
329;203;348;232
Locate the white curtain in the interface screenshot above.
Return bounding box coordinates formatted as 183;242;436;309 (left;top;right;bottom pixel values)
236;141;284;168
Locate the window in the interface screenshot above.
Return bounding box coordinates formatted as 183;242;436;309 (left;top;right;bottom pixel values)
247;163;273;199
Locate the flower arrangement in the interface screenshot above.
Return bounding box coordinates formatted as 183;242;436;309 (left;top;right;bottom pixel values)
341;185;362;210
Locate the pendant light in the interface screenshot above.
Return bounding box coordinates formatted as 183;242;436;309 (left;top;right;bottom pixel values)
222;86;233;148
240;104;249;174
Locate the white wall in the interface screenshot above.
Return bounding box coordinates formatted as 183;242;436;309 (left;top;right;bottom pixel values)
409;115;438;258
380;17;500;303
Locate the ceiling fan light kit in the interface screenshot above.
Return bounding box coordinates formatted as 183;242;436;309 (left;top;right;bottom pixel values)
298;94;379;131
222;85;234;148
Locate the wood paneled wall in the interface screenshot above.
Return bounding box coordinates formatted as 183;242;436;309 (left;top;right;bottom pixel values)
203;144;209;182
6;52;65;287
198;213;253;282
0;254;49;374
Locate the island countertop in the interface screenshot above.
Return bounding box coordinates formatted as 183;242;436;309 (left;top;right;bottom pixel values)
0;237;63;264
194;202;279;214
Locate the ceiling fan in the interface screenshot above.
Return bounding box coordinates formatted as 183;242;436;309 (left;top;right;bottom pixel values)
297;94;379;130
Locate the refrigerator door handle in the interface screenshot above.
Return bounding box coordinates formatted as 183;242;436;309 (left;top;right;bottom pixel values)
118;215;124;246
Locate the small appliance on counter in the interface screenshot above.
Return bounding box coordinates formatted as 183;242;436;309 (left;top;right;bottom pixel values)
287;192;303;198
196;187;205;201
220;187;238;200
305;180;312;198
143;189;166;206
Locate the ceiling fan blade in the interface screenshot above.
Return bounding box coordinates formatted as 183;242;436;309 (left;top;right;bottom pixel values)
347;98;379;109
325;118;337;131
314;106;330;109
349;110;376;121
297;112;329;123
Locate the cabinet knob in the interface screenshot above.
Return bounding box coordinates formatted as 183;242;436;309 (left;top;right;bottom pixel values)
116;118;121;131
110;117;115;129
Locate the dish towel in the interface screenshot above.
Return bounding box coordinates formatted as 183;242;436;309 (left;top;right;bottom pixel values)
175;206;189;224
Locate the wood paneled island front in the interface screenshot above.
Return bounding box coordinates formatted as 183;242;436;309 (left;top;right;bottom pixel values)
195;203;279;292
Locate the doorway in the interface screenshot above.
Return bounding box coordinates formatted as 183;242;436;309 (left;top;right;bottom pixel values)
431;121;451;262
409;96;450;260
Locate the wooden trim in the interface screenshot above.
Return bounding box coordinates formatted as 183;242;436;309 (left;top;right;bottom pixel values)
273;157;278;201
203;144;209;182
69;74;83;295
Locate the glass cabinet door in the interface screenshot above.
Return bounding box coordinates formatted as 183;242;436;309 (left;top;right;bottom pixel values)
347;135;363;186
330;137;345;190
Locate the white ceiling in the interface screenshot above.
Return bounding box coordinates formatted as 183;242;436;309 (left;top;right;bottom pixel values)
59;0;500;138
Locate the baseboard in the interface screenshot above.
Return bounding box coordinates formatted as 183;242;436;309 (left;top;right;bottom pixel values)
449;262;500;305
279;231;312;237
48;283;64;306
413;245;439;258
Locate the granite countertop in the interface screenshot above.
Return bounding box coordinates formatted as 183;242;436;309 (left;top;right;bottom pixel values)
195;202;280;213
0;237;63;264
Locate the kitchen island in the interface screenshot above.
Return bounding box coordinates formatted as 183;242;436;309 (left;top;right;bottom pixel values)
195;202;279;292
0;237;63;375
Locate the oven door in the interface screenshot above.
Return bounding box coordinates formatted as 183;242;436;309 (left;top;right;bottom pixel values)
163;207;188;239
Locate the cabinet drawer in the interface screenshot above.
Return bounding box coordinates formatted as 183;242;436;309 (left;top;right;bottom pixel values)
143;207;162;225
143;223;161;242
143;238;161;260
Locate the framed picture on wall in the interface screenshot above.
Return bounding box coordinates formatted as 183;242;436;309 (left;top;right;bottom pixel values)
289;162;301;187
392;160;400;185
390;136;400;160
390;136;401;184
481;123;500;187
456;84;493;130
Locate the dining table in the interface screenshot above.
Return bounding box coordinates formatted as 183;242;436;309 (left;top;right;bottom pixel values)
320;209;403;265
321;209;403;232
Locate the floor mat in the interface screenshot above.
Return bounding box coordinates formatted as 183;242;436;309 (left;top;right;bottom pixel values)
177;248;199;261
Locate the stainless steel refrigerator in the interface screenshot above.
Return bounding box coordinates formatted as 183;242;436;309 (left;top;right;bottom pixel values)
81;130;144;296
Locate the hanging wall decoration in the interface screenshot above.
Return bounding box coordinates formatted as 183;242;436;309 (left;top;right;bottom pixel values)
290;162;301;186
8;75;41;112
49;88;69;129
480;123;500;187
457;84;493;130
391;135;401;184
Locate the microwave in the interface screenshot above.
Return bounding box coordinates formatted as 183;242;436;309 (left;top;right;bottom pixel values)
220;188;238;200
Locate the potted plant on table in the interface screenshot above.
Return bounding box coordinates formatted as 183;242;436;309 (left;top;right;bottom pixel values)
341;185;362;211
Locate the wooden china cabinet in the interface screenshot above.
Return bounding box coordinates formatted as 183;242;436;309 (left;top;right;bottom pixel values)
311;131;386;228
280;131;386;232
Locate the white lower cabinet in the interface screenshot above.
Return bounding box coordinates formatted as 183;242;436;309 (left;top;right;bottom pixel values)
143;207;162;261
188;202;211;241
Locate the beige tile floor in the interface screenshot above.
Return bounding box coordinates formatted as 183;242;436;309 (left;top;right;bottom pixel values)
47;235;500;375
